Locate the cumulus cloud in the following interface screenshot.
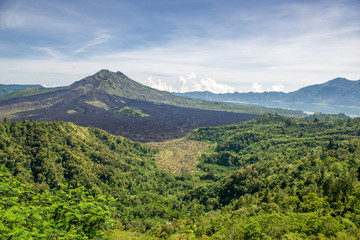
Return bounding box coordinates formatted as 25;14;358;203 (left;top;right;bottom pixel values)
252;82;286;92
193;77;235;93
147;76;174;92
177;72;197;92
175;73;235;93
178;76;188;92
272;83;285;92
252;83;264;93
147;73;235;93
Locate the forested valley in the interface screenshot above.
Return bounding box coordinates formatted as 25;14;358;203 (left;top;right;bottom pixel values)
1;114;360;239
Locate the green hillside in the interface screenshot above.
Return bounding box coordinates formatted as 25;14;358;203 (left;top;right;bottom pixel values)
0;86;67;100
286;77;357;103
0;84;44;97
0;120;201;238
184;114;360;239
1;116;360;239
0;120;158;193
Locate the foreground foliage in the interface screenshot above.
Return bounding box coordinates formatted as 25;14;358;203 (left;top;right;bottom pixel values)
0;166;114;239
1;115;360;239
0;120;199;238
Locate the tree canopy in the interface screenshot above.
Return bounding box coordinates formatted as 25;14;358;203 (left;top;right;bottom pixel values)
1;115;360;239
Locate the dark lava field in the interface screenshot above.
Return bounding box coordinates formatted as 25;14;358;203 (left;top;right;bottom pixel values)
10;94;257;142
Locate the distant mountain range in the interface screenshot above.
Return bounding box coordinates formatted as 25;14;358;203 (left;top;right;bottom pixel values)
174;78;360;116
0;84;43;97
0;70;257;142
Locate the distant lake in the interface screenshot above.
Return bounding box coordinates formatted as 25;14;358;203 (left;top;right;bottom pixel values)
229;100;360;117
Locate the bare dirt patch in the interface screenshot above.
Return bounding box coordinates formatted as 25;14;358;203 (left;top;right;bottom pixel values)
84;100;110;110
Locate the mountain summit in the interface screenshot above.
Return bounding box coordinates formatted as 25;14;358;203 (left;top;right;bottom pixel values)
69;69;201;105
71;69;130;89
71;70;167;100
286;77;359;104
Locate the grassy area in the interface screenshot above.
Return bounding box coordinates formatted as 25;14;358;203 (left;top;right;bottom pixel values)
67;109;77;114
107;230;157;240
148;138;209;174
0;86;67;100
85;100;110;110
116;106;149;117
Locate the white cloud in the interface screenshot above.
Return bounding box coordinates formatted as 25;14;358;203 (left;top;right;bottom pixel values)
252;83;263;93
32;47;61;60
187;72;196;80
177;75;188;92
147;73;235;93
147;76;174;92
194;77;235;93
251;83;285;92
173;74;235;93
177;72;199;92
272;83;285;92
74;33;114;54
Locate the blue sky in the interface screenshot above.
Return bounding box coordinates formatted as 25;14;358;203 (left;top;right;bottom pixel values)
0;0;359;93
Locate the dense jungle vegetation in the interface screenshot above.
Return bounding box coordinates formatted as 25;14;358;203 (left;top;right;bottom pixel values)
1;115;360;239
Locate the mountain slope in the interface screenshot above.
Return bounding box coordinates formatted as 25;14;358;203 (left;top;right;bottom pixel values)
330;80;360;106
71;69;182;104
0;84;43;97
286;77;358;103
0;70;258;142
0;120;156;193
0;120;202;238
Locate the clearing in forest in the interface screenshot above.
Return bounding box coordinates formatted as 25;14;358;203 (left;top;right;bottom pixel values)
148;138;209;174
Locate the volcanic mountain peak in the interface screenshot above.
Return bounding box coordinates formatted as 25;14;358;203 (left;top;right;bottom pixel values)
91;69;130;81
72;69;130;88
69;69;178;102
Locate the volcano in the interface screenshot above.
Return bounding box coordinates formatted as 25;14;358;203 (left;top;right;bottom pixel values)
0;70;257;142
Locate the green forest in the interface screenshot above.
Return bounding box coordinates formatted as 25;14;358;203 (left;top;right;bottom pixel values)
1;115;360;239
